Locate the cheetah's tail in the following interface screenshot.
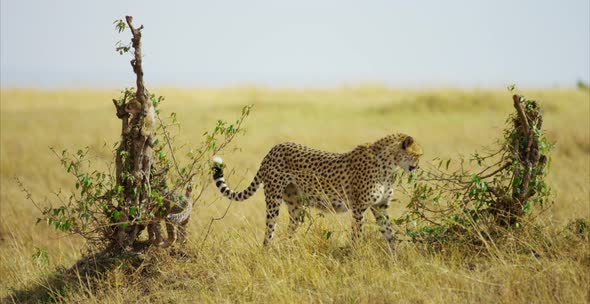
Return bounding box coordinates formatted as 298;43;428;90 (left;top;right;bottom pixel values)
212;156;262;201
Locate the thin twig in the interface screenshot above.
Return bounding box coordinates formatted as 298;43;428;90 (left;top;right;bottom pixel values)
155;112;183;177
199;201;234;249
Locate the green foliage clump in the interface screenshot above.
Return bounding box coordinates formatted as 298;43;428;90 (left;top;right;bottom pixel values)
396;93;553;247
25;87;252;250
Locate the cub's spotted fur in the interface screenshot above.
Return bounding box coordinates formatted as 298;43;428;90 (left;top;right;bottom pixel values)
212;134;423;252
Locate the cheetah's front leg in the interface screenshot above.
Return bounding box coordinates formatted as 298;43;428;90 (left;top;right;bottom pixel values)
371;203;396;254
351;204;368;242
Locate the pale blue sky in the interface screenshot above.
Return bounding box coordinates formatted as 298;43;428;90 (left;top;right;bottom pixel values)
1;0;588;88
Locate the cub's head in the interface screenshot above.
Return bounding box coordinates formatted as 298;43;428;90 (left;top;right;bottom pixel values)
124;98;143;115
395;136;423;173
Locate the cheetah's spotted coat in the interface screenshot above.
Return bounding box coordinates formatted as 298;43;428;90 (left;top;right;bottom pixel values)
212;133;423;252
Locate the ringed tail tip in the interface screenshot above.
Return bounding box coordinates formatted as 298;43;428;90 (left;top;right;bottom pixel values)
212;156;223;165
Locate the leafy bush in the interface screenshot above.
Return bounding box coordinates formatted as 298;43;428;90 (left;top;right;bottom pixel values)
396;93;553;247
23;90;251;251
19;17;252;254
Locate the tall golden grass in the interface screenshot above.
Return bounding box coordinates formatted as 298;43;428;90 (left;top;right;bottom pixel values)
1;87;588;303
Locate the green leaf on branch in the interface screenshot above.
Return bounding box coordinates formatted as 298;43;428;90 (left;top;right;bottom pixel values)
113;19;126;33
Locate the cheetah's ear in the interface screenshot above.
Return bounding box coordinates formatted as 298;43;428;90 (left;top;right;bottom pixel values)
402;136;414;150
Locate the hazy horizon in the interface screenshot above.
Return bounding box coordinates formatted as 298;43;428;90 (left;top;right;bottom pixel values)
1;0;589;89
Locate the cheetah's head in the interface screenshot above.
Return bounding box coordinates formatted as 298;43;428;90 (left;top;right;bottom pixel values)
395;136;423;173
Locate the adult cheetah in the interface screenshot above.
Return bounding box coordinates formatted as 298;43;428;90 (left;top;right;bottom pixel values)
212;133;423;252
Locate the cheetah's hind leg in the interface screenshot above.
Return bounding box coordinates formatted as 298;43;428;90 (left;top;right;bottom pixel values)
283;183;304;236
263;195;281;246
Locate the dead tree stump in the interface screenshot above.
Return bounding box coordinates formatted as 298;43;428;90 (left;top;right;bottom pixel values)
109;16;156;251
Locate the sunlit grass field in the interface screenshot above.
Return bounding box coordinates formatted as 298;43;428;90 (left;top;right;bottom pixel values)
1;87;589;303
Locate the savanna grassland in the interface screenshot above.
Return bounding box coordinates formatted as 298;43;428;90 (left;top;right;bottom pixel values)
1;87;589;303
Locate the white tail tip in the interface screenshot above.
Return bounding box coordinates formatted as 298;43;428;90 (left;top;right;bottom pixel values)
212;156;223;165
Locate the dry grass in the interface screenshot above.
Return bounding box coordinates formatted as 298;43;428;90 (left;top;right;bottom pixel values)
1;87;589;303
